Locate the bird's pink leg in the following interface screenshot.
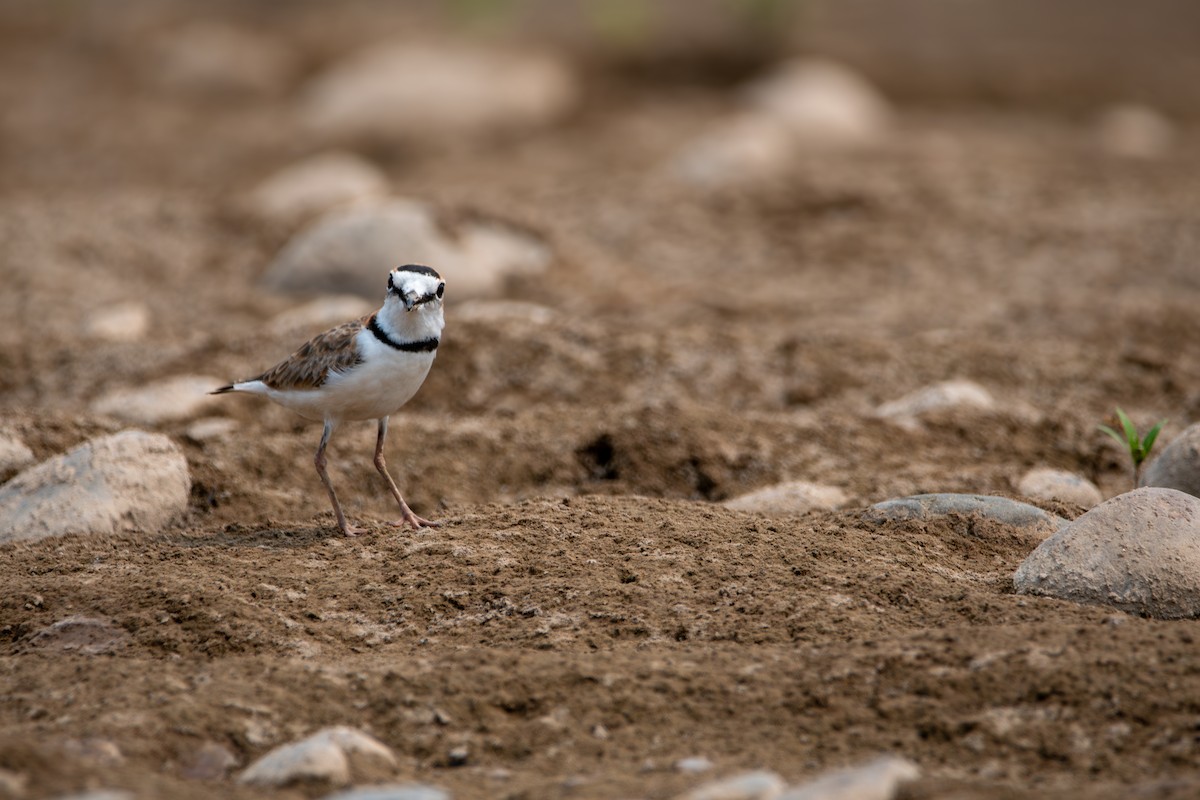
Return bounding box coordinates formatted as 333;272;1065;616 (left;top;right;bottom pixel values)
315;420;362;537
374;417;440;530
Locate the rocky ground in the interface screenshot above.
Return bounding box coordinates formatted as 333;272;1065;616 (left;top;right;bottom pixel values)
2;2;1200;799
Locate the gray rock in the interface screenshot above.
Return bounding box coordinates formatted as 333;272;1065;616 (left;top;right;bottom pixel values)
0;431;191;543
744;59;889;146
724;481;848;514
779;756;919;800
0;431;35;478
680;770;785;800
874;380;994;420
1014;487;1200;619
1095;104;1174;159
246;152;387;223
90;375;225;425
82;302;151;343
1018;468;1103;509
300;42;577;141
321;785;448;800
864;493;1065;538
670;113;795;187
675;757;715;775
239;726;396;788
1141;423;1200;498
262;199;550;301
26;617;129;655
181;741;240;781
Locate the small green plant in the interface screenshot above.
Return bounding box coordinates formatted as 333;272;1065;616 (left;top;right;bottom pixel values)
1099;407;1165;486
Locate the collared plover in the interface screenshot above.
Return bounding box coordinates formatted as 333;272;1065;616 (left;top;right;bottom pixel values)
214;265;445;536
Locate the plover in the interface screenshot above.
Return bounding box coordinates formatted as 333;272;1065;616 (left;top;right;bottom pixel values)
213;265;445;536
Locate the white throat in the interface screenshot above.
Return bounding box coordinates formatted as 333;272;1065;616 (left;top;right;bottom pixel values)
376;296;444;342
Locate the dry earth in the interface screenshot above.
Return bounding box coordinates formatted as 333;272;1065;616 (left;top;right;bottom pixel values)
2;2;1200;799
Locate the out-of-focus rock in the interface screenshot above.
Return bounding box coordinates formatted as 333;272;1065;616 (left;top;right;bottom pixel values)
300;42;578;141
239;726;396;788
1141;423;1200;498
320;785;449;800
680;770;786;800
149;22;297;97
91;375;225;425
779;755;919;800
874;380;994;420
670;113;795;186
1095;104;1174;159
745;59;890;146
0;430;191;543
865;493;1065;539
82;302;151;343
181;741;240;781
26;616;129;655
184;417;238;444
262;200;550;301
246;152;388;224
724;481;848;514
1018;467;1103;509
1015;487;1200;619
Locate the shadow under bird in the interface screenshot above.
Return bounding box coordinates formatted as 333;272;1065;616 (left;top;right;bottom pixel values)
213;265;446;536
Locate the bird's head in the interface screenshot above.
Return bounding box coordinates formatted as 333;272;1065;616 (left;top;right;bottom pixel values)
386;265;445;312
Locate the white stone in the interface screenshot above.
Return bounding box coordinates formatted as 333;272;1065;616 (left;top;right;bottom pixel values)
0;431;191;543
744;59;889;146
246;152;388;223
1014;487;1200;619
675;757;715;775
670;113;795;186
724;481;848;514
270;296;376;336
300;42;577;141
184;417;238;443
1140;422;1200;498
1018;468;1103;509
149;22;297;96
321;786;448;800
779;756;919;800
1096;104;1174;159
262;199;550;301
874;380;994;419
90;375;225;425
239;726;396;788
681;770;786;800
52;792;134;800
82;302;151;343
0;431;35;477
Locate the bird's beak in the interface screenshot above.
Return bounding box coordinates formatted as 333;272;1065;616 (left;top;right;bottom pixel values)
402;293;417;311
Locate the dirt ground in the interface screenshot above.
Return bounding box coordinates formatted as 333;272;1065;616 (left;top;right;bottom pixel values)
3;2;1200;798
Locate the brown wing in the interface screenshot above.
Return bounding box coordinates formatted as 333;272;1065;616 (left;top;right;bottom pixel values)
256;316;369;391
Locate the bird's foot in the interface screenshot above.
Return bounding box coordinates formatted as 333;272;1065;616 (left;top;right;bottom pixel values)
339;522;366;537
389;509;441;530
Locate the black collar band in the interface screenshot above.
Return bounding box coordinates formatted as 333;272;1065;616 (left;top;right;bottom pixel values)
367;315;439;353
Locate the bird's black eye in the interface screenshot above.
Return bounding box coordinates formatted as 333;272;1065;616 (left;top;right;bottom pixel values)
436;283;445;298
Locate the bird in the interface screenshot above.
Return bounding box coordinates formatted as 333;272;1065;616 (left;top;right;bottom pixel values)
213;264;446;537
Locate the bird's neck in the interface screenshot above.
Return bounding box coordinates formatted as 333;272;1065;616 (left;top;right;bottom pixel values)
375;299;444;344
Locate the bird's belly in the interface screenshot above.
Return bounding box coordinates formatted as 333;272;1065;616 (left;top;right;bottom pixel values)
273;352;435;422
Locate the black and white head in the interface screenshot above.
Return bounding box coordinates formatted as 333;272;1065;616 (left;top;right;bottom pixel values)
387;265;445;312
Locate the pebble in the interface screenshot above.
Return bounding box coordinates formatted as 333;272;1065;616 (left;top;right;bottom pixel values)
239;726;396;788
744;59;890;146
1014;487;1200;619
670;113;795;187
723;481;847;514
245;152;388;223
82;302;151;343
1095;104;1174;159
864;493;1065;539
300;42;577;141
0;430;191;544
680;770;786;800
0;431;35;479
184;417;238;444
320;786;449;800
874;380;994;420
675;757;715;775
1140;422;1200;498
261;199;550;301
52;792;134;800
148;22;297;97
779;756;919;800
90;375;225;425
181;741;240;780
1018;467;1103;509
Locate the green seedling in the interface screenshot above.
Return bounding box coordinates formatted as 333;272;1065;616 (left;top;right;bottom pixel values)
1099;407;1165;486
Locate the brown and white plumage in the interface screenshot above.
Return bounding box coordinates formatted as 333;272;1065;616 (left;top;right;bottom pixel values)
214;265;446;536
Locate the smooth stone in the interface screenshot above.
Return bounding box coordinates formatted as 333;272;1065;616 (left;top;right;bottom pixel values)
300;42;577;141
1019;467;1103;509
239;726;396;788
680;770;786;800
1014;487;1200;619
26;616;129;655
1140;422;1200;498
779;756;919;800
864;493;1065;537
262;199;550;301
670;113;795;187
181;741;239;781
82;302;151;343
874;380;994;420
90;375;225;425
321;784;448;800
0;430;191;543
724;481;848;514
744;59;889;146
0;431;35;478
1095;104;1174;159
184;417;238;444
246;152;388;223
148;22;296;96
675;757;715;775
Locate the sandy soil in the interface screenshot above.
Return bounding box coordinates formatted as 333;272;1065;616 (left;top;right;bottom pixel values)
3;3;1200;798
